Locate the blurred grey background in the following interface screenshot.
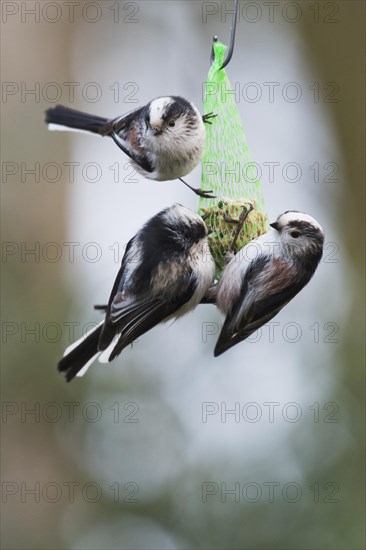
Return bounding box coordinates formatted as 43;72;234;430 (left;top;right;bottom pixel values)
1;1;365;549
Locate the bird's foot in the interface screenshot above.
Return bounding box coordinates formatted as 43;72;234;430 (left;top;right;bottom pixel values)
179;178;216;199
230;203;254;251
202;112;218;125
224;214;240;224
193;188;216;199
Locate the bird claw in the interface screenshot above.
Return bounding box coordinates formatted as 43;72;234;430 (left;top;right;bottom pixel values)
194;188;216;199
230;203;255;251
179;178;216;199
202;112;218;125
223;214;239;224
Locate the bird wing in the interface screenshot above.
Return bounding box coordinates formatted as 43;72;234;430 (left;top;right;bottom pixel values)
98;261;197;361
106;296;183;361
214;255;305;356
100;105;143;135
96;236;139;350
104;106;154;173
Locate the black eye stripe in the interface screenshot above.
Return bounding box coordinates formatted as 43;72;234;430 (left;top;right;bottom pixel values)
288;220;314;231
289;221;305;228
163;97;196;120
287;220;322;239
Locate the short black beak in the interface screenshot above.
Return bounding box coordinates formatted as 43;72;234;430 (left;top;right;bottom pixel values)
270;222;280;230
152;128;162;136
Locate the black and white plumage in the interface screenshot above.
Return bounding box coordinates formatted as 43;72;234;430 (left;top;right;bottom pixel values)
58;204;216;381
45;96;216;197
213;211;324;357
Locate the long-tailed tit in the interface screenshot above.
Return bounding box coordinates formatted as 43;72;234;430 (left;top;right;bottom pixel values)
45;96;216;198
58;204;216;381
211;211;324;356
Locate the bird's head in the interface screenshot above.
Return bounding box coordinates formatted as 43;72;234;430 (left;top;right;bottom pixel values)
146;96;203;139
270;211;324;259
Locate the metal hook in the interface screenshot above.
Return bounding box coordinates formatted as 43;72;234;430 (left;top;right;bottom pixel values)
210;0;239;69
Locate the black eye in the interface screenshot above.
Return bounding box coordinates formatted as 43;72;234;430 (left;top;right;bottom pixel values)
168;119;175;127
290;230;301;238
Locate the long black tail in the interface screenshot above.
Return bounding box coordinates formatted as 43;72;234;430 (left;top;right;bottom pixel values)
57;323;103;382
45;105;109;134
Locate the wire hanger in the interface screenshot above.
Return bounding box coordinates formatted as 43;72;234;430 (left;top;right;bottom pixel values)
210;0;239;69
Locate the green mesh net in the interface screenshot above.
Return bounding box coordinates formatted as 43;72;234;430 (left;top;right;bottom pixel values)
200;41;269;275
